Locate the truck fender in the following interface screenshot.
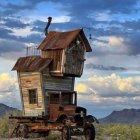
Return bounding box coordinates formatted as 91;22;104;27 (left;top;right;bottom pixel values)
85;115;99;124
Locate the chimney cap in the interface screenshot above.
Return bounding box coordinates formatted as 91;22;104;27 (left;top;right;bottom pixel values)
48;17;52;22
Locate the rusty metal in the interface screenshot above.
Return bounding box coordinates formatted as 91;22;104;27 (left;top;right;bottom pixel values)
12;56;52;72
38;29;92;52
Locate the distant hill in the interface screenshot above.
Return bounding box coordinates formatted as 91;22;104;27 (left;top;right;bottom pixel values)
0;103;17;117
99;108;140;124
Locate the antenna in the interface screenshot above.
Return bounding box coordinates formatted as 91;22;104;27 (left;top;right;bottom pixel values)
82;26;92;41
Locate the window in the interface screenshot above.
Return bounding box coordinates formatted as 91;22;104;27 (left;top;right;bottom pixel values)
28;89;37;104
50;94;59;104
61;93;74;105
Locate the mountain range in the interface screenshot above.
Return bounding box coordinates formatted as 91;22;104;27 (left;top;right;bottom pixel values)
99;108;140;124
0;103;140;124
0;103;17;117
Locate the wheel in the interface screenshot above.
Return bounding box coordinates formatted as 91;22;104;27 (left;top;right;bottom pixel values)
84;124;95;140
16;124;29;138
62;125;71;140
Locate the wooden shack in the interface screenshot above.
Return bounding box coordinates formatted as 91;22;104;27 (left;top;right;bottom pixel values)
12;28;92;117
38;29;92;77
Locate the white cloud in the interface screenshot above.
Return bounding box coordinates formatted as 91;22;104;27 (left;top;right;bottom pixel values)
22;15;71;24
0;73;16;91
0;73;21;108
94;12;111;21
53;16;71;23
75;73;140;100
9;26;41;37
133;96;140;101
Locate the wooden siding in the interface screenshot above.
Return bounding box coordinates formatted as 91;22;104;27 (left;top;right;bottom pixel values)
41;50;63;73
63;37;85;76
42;72;75;91
19;72;44;116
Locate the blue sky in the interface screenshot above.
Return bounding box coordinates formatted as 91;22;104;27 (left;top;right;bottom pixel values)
0;0;140;118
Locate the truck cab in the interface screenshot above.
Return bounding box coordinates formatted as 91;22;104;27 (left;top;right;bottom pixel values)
48;91;78;121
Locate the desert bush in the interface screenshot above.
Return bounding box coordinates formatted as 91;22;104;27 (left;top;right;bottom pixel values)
96;124;140;140
48;131;61;140
0;111;21;137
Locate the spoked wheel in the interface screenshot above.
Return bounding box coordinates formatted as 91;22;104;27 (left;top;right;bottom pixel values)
62;125;71;140
16;124;29;138
84;124;95;140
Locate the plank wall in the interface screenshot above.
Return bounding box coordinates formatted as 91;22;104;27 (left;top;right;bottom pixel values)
19;72;45;116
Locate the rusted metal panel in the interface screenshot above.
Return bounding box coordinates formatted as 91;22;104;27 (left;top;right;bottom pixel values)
12;56;52;72
49;104;60;121
38;29;92;52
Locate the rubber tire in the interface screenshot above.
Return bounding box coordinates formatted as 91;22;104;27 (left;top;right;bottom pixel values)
16;124;29;138
62;125;71;140
84;124;95;140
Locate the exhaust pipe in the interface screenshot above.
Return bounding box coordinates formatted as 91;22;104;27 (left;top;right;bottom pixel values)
45;17;52;36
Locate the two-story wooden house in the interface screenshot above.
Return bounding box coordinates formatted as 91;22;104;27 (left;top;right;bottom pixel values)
12;28;92;118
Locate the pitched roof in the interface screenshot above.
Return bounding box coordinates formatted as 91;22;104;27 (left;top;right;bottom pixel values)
38;28;92;52
12;56;52;72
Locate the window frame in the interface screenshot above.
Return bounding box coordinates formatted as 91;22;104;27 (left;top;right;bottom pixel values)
28;89;38;104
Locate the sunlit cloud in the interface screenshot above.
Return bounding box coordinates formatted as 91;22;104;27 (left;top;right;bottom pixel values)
75;83;87;93
108;36;124;46
76;73;140;99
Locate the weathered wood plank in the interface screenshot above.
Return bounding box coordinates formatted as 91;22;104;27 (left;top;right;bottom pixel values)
19;72;44;116
42;74;75;91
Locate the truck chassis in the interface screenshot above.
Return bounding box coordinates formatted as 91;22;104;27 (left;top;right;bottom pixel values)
9;114;97;140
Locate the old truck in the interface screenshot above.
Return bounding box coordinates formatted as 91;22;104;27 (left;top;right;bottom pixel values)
9;17;98;140
10;91;99;139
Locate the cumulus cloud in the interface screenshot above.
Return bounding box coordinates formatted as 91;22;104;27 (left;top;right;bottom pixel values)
0;0;140;117
0;73;21;108
75;73;140;98
75;74;140;117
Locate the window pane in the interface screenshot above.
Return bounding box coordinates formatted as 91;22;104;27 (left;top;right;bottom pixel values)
50;94;59;104
29;89;37;104
61;93;74;105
